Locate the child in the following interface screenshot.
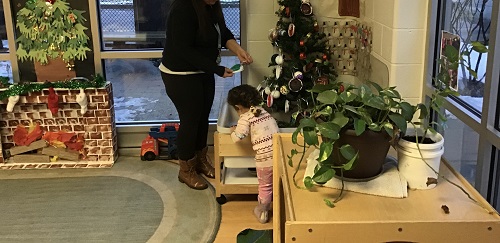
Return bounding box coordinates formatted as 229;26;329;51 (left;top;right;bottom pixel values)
227;84;279;224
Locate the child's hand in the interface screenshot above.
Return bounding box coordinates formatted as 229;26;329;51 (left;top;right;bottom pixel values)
230;125;236;132
223;68;234;78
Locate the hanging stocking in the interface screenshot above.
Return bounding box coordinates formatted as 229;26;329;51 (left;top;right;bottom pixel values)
47;87;59;116
7;95;20;112
76;88;88;114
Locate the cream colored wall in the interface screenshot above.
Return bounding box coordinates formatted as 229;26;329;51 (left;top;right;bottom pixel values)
243;0;430;105
363;0;430;105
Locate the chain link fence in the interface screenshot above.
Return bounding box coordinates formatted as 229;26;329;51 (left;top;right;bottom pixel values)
99;0;240;40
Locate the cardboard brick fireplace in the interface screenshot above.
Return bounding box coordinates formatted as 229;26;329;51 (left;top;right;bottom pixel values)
0;83;117;169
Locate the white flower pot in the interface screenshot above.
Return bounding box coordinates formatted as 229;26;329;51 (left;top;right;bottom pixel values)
397;128;444;190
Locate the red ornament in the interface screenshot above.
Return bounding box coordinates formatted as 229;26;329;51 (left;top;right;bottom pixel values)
300;40;305;46
299;53;306;60
339;84;345;92
322;54;328;60
46;0;56;4
285;7;290;17
47;87;59;116
315;76;329;85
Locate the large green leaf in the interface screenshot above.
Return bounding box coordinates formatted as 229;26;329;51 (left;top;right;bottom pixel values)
312;165;335;184
365;96;387;110
388;113;407;132
339;144;356;161
353;118;367;136
318;142;333;163
368;81;383;92
444;45;459;63
317;122;340;140
303;128;319;146
400;102;416;121
316;90;338;105
332;112;349;128
471;41;488;53
339;91;357;103
359;84;372;100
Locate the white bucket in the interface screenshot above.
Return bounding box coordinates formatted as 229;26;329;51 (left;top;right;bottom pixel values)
397;128;444;190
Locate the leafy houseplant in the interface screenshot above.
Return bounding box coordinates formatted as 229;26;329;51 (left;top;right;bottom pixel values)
15;0;91;70
289;80;416;207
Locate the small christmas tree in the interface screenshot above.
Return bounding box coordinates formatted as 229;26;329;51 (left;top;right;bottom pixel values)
262;0;337;117
15;0;91;67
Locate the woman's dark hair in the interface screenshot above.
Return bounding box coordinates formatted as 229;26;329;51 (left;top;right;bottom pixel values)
227;84;263;116
191;0;226;39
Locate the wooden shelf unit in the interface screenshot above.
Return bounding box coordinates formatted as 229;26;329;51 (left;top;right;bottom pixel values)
273;133;500;243
214;131;259;199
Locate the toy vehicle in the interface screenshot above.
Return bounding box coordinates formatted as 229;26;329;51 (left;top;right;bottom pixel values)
141;123;179;161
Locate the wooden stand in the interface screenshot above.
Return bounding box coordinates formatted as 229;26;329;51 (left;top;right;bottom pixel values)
214;131;258;203
273;133;500;242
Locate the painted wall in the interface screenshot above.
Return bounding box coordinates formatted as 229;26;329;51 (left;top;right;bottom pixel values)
243;0;430;105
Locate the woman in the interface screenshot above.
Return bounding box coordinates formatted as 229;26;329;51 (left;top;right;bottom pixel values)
160;0;253;190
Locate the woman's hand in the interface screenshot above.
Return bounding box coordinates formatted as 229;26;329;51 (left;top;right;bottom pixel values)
237;50;253;65
223;67;234;78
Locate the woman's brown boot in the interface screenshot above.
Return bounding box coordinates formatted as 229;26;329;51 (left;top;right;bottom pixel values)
195;147;216;178
178;155;208;190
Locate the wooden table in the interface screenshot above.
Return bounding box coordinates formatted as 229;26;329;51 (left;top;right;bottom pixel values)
272;133;500;243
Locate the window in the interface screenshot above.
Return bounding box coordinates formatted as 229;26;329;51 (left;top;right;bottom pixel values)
98;0;242;123
104;57;241;122
443;110;480;186
442;0;493;114
99;0;240;50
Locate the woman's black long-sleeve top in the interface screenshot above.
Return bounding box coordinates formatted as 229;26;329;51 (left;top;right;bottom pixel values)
161;0;235;77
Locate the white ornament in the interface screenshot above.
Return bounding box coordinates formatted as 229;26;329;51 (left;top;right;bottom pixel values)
264;87;271;95
7;95;20;112
284;100;290;113
275;55;284;65
294;71;303;79
76;88;88;114
276;65;282;79
271;90;281;99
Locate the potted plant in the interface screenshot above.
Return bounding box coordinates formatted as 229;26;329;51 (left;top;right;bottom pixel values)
397;41;488;190
289;80;416;207
15;0;92;82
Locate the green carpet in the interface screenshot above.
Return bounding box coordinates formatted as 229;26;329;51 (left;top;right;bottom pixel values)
0;157;221;243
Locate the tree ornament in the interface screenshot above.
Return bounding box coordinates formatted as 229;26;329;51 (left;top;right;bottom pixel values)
47;87;59;116
294;71;303;80
7;95;20;112
301;0;313;15
299;53;306;60
303;62;314;72
280;85;290;95
267;94;274;107
268;28;278;42
288;23;296;37
264;86;272;95
339;84;345;92
284;100;290;113
278;29;287;37
285;7;290;17
46;0;56;4
275;54;284;65
315;76;329;85
275;65;282;79
271;90;281;99
288;78;303;92
76;88;88;114
299;40;305;47
323;54;329;60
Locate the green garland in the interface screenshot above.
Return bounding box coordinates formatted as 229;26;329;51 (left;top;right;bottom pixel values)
0;74;106;100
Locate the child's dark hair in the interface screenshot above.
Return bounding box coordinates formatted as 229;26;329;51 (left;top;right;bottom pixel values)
227;84;263;117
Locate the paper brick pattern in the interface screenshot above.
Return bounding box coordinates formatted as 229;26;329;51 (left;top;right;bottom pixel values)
0;82;117;169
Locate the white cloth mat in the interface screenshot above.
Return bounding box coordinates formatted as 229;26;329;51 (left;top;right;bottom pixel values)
304;149;408;198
